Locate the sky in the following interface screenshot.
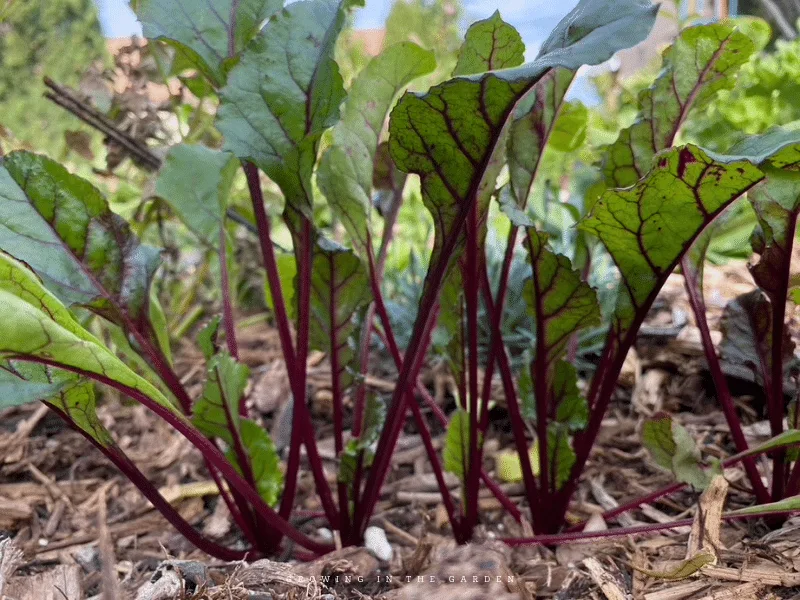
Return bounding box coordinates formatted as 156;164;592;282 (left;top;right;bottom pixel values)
93;0;596;100
93;0;580;56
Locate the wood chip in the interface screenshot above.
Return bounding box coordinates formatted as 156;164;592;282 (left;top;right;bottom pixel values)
702;565;800;587
98;487;119;600
695;581;766;600
583;557;626;600
687;474;727;558
644;580;708;600
0;538;23;598
4;565;83;600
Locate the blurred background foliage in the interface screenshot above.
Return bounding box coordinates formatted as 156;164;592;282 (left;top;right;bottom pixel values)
0;0;109;158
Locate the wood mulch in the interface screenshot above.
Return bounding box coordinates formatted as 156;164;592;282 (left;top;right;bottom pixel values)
1;262;800;599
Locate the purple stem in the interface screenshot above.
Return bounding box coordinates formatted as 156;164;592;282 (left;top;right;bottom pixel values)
504;507;800;547
243;163;338;528
28;357;332;553
369;322;522;523
480;272;541;529
46;402;253;561
479;226;518;433
353;184;404;436
277;217;338;526
205;460;260;545
464;204;482;535
363;250;464;541
525;231;552;505
218;225;240;364
681;256;770;504
766;212;797;500
326;252;351;537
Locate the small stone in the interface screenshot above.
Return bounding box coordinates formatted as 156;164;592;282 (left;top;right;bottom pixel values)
364;526;392;561
316;527;334;542
75;546;101;573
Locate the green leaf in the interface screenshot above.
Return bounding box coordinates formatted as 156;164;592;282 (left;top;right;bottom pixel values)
548;102;588;153
552;361;588;431
508;69;576;207
193;352;250;441
498;185;534;228
0;361;77;410
603;22;758;189
339;394;386;484
642;413;711;489
229;419;283;506
581;144;773;340
727;495;800;516
452;10;524;76
193;350;283;506
0;152;161;331
725;127;800;170
730;429;800;462
218;0;348;214
518;349;535;420
197;316;222;360
264;253;297;321
0;252;177;414
149;287;172;365
155;144;238;246
495;444;540;483
391;2;658;424
444;408;470;483
317;42;435;253
135;0;282;87
547;427;576;490
523;229;601;366
389;0;658;301
47;381;115;448
435;269;466;393
748;170;800;299
308;238;370;392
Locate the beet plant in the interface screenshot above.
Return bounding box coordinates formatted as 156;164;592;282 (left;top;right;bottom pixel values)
3;0;800;560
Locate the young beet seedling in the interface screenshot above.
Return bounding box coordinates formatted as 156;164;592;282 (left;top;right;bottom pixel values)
0;0;670;557
3;0;799;560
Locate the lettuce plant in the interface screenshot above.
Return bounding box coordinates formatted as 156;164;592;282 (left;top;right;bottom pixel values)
3;0;800;560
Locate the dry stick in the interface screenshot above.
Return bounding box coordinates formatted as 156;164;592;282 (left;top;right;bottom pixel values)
681;256;770;504
506;505;800;548
42;77;161;171
97;487;119;600
244;164;338;530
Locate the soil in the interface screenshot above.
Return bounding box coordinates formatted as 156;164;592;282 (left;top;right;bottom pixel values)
1;262;800;600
